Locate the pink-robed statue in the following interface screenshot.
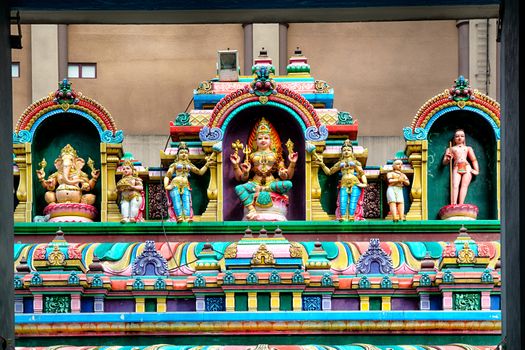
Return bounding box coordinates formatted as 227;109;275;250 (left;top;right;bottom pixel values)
442;129;479;205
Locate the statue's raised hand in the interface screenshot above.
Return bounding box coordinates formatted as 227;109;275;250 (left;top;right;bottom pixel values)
288;151;299;164
230;153;240;165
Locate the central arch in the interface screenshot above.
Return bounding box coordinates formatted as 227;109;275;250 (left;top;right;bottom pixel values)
222;105;306;221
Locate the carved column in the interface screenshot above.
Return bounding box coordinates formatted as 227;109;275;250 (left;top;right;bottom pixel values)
100;143;123;222
33;294;43;314
201;142;222;221
309;142;330;220
420;293;430;310
405;141;427;220
71;294;81;313
225;291;235;312
248;292;257;311
157;297;167;312
443;291;453;311
195;295;205;311
271;291;280;311
322;294;332;311
292;292;302;311
135;297;145;312
14;143;32;222
94;296;104;312
381;296;391;311
360;295;370;311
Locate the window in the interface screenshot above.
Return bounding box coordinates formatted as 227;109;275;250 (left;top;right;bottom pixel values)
68;63;97;79
12;62;20;78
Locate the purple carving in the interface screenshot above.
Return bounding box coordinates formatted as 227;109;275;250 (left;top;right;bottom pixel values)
132;241;169;276
104;299;134;312
391;297;419;310
356;238;394;274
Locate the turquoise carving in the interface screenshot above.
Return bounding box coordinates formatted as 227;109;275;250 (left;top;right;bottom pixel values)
44;295;71;313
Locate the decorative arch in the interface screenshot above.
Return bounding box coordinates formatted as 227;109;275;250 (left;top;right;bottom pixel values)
13;79;123;144
403;76;500;141
199;84;328;142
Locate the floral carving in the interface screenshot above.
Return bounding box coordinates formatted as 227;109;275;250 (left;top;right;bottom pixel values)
48;245;66;266
224;243;238;259
289;242;303;258
132;241;169;276
457;242;476;264
147;184;169;220
363;182;381;218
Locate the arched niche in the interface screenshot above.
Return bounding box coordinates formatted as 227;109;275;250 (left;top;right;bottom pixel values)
427;110;497;219
31;113;101;219
222;105;306;221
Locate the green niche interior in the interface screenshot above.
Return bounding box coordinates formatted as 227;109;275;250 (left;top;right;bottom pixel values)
32;113;102;220
427;110;498;219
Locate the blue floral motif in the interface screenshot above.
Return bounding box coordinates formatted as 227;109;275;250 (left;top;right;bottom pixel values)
419;273;432;287
403;127;428;141
380;275;392;289
101;129;124;143
13;130;32;144
68;271;80;285
269;270;281;284
321;272;333;287
30;272;43;286
305;125;328;141
133;277;145;290
205;297;225;311
481;269;494;283
443;270;455;283
358;276;371;289
194;274;206;288
302;296;322;311
91;274;103;288
292;270;305;284
223;271;235;285
246;271;258;284
154;278;166;290
199;126;223;142
14;276;23;289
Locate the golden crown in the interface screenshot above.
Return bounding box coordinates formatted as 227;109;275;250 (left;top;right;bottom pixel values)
256;117;271;135
60;144;78;158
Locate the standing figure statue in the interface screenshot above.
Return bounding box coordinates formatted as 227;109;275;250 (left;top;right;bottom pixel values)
442;129;479;205
229;117;298;221
164;142;214;223
386;159;410;222
315;140;367;221
117;160;144;223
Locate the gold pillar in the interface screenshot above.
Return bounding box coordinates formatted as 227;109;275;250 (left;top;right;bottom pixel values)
405;141;427;220
309;142;330;220
292;292;302;311
381;296;391;311
100;143;122;222
360;296;370;311
270;292;280;311
135;297;145;312
157;297;166;312
248;292;257;311
225;292;235;312
201;142;222;221
14;143;33;222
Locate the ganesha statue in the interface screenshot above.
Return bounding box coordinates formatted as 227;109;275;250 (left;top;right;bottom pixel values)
36;144;100;222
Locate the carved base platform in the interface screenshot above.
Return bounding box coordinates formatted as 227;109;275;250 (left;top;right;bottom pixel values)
243;193;288;221
438;204;478;220
43;203;98;222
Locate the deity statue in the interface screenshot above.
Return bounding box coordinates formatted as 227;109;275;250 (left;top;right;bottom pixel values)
36;144;100;222
164;142;214;223
117;160;144;223
36;144;100;205
314;140;367;221
442;129;479;205
229;117;298;221
386;159;410;222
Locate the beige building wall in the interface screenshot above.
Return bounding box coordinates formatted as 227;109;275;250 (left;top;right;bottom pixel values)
11;25;32;121
288;21;459;137
12;21;498;166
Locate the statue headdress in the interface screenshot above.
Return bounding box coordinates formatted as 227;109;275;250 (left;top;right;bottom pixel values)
177;141;189;153
60;144;78;158
341;139;353;152
247;117;283;162
121;159;138;176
